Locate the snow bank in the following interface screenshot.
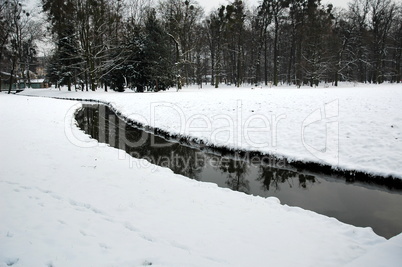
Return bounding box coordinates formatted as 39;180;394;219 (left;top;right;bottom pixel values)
21;83;402;179
0;94;398;266
345;233;402;267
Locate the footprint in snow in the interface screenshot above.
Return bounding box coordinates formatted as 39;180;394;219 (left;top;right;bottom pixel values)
4;258;19;266
124;222;139;232
20;186;32;190
99;243;111;250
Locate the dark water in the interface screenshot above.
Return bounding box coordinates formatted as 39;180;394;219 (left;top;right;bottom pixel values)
75;104;402;239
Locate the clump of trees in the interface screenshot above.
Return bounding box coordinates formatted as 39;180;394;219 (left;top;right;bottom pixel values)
0;0;41;93
2;0;400;93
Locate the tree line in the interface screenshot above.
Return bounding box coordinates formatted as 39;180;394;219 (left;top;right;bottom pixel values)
1;0;401;93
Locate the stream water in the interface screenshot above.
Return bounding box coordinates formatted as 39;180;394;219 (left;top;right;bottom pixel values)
75;104;402;239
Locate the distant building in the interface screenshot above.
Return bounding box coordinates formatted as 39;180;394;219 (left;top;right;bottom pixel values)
28;79;49;89
0;72;19;91
1;72;48;91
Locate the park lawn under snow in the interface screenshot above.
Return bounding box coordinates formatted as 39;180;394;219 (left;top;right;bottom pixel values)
22;83;402;179
1;91;402;266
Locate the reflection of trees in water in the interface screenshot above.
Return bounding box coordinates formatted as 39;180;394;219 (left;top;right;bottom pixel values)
116;114;205;180
257;165;316;191
123;124;205;180
168;145;205;180
76;106;100;140
217;158;250;194
77;105;205;180
298;174;316;189
77;105;316;192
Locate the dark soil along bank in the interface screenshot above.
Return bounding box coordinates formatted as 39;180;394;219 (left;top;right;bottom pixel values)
76;104;402;239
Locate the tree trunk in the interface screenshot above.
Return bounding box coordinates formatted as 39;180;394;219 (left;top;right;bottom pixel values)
27;66;31;88
287;30;295;85
211;48;215;86
334;70;339;87
8;56;17;94
264;36;268;85
273;16;279;86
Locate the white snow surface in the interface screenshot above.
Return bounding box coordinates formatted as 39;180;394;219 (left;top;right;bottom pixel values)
0;91;401;266
21;83;402;179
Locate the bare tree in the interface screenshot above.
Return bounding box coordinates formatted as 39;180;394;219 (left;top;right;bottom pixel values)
4;0;33;93
258;0;287;86
367;0;397;83
389;4;402;83
158;0;204;86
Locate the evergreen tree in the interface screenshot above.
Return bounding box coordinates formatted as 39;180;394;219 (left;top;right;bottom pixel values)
205;6;226;88
123;9;174;92
224;0;246;87
302;1;334;86
142;9;174;91
42;0;79;91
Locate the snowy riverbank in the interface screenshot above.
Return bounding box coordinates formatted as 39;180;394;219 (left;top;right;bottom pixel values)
1;92;401;266
21;83;402;179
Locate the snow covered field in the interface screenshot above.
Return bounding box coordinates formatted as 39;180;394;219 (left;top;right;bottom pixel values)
1;87;401;266
21;83;402;179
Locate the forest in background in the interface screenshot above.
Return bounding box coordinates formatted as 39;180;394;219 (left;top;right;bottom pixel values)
1;0;401;92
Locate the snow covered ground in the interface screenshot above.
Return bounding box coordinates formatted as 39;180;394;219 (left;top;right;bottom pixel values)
1;90;401;266
21;83;402;179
